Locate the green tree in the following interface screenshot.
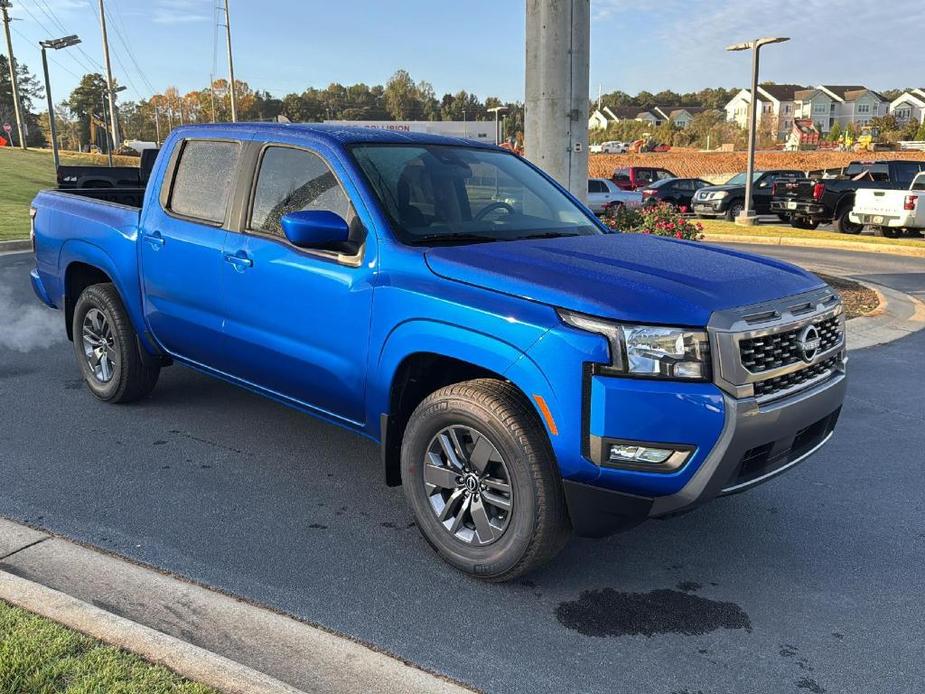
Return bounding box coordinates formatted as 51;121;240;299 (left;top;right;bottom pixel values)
383;70;419;120
66;73;109;150
916;121;925;141
827;121;842;142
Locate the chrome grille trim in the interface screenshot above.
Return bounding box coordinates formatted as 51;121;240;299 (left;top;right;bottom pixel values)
708;287;847;402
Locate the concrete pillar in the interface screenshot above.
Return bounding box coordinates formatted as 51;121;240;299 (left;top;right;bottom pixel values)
525;0;590;202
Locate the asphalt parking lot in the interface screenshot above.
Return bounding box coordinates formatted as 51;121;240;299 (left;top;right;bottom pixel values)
1;247;923;694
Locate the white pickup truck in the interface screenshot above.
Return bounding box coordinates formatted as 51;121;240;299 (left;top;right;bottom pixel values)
850;171;925;238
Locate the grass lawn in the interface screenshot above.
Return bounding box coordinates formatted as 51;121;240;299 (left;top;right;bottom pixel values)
0;600;215;693
698;218;925;248
0;148;137;242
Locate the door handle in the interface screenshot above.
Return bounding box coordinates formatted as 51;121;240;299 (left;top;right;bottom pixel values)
143;231;165;250
224;251;253;271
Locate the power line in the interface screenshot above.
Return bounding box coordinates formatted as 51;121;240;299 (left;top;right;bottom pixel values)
25;0;105;76
106;3;156;96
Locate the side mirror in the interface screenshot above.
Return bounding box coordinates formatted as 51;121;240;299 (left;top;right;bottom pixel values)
280;210;350;250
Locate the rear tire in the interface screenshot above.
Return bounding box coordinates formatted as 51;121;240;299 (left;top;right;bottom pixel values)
790;218;820;230
777;213;791;223
872;225;899;239
400;379;570;582
832;205;863;234
72;283;160;403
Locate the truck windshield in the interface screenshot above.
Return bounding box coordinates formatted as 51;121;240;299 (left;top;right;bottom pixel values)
351;144;601;245
724;172;764;185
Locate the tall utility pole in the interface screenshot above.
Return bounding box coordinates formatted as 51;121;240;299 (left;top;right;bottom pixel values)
97;0;120;149
153;103;161;144
525;0;590;202
40;35;81;170
1;1;27;149
223;0;237;122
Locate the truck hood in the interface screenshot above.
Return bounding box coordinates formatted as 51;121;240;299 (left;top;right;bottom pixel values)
698;183;744;194
424;233;824;326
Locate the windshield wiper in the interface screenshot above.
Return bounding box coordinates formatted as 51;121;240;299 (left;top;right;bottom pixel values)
518;232;582;240
412;233;500;246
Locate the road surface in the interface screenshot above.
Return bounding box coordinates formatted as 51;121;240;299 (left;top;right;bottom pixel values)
1;246;922;694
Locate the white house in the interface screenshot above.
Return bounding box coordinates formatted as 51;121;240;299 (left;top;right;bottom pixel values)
724;84;804;140
588;105;708;130
890;89;925;125
792;85;888;133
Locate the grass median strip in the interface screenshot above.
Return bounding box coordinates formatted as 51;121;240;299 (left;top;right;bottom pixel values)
698;218;924;248
0;599;216;694
0;148;138;243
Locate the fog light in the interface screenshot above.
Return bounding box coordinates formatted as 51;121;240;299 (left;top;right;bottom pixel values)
594;438;695;472
609;445;674;465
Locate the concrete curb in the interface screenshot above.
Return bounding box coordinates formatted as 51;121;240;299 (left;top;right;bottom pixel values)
702;232;925;258
844;280;925;350
0;518;472;694
0;570;303;694
0;239;31;253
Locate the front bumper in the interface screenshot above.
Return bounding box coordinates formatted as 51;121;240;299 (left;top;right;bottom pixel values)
693;200;727;216
563;368;846;538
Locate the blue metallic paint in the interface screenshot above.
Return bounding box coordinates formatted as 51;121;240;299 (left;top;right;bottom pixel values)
30;122;826;502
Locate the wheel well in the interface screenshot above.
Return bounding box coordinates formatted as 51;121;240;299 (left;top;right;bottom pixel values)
834;194;854;216
382;353;516;487
64;262;113;340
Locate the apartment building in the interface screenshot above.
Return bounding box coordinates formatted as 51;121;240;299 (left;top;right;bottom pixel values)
724;84;804;139
890;89;925;125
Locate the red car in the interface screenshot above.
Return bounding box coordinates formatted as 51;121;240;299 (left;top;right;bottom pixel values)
611;166;676;191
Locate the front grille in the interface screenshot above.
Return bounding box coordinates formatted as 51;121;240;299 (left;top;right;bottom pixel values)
739;315;842;373
753;355;839;398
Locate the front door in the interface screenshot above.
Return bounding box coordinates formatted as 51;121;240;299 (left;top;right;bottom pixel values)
140;138;243;366
221;144;375;425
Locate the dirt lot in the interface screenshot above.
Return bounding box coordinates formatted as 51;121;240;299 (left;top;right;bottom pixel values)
590;149;925;181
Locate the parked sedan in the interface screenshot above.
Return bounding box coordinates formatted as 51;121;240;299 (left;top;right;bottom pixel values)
640;178;711;209
587;178;644;214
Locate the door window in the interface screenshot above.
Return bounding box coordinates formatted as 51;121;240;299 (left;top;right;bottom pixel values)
168;140;241;224
250;146;353;236
588;180;606;194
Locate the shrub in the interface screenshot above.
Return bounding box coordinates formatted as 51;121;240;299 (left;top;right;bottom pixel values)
603;202;704;241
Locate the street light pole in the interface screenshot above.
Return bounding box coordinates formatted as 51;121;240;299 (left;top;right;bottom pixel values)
487;106;509;146
39;35;81;171
726;36;789;226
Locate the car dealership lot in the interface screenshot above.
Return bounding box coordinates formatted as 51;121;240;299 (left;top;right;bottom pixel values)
1;248;923;694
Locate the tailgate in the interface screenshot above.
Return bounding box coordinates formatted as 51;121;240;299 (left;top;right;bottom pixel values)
853;189;905;216
773;179;815;203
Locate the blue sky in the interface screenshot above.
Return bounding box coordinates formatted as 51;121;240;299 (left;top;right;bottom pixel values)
8;0;925;107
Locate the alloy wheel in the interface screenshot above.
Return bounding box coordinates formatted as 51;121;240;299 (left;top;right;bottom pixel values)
81;308;118;383
423;425;513;545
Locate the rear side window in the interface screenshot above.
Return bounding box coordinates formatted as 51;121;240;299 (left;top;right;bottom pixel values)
588;180;606;194
250;146;352;236
169;140;240;223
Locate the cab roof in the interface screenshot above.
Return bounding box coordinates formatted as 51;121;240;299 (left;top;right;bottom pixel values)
171;122;499;149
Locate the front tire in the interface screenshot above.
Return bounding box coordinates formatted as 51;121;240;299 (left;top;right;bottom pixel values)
400;379;570;581
72;283;160;403
724;200;744;222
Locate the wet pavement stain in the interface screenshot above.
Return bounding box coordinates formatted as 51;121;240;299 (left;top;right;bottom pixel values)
676;581;702;593
796;677;825;693
556;588;751;637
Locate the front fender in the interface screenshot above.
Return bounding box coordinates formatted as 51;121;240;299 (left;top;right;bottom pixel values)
369;319;559;441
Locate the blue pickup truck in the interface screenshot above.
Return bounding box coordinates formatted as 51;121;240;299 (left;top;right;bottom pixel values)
30;123;847;581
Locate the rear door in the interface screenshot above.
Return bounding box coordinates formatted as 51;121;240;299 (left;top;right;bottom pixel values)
221;141;375;424
140;137;244;366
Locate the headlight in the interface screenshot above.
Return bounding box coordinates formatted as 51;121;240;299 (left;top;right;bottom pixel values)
706;191;729;200
558;310;711;380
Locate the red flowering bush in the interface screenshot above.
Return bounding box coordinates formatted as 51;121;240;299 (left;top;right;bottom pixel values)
603;202;704;241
